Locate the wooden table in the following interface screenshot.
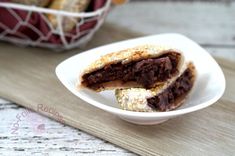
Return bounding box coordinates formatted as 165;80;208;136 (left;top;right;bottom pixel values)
1;1;234;155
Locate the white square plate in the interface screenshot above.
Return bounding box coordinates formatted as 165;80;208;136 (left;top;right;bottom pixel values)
56;33;225;125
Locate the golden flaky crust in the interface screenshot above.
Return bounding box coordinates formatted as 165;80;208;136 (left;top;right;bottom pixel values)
78;45;185;91
115;62;196;112
83;45;184;75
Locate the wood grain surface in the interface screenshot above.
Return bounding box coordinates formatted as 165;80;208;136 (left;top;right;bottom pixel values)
0;100;134;155
0;22;234;156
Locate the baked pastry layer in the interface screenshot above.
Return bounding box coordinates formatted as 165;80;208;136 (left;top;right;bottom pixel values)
115;62;196;112
79;45;185;91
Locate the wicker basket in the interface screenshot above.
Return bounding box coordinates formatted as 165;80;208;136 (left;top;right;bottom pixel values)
0;0;111;50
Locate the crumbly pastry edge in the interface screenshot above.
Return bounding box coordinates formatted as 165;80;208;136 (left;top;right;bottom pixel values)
115;62;196;112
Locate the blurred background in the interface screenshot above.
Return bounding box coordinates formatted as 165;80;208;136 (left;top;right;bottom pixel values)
108;0;235;60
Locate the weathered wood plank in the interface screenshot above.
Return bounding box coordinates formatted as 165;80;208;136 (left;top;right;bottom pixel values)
0;102;135;155
0;98;12;104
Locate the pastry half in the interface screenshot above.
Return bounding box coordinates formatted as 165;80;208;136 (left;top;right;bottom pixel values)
115;62;196;112
78;45;185;91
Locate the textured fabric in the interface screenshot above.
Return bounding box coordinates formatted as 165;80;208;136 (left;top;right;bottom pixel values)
0;0;107;45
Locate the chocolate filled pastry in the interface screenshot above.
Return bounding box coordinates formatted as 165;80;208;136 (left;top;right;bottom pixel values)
115;62;196;112
11;0;51;7
47;0;91;32
78;45;185;91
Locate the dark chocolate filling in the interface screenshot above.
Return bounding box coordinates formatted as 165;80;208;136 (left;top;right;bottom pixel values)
82;52;180;89
147;67;194;111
